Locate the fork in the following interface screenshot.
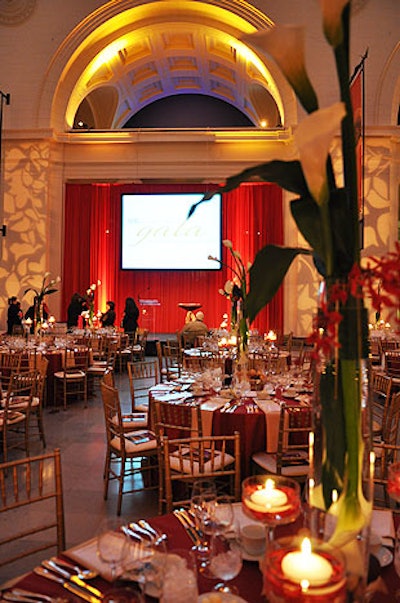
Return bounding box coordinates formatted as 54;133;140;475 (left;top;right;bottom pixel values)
3;589;68;603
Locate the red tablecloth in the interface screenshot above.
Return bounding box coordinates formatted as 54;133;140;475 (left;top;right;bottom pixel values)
212;399;266;478
8;511;400;602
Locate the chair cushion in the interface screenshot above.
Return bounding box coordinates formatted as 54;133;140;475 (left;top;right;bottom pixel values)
111;430;157;453
252;450;309;477
3;395;40;409
0;409;25;426
169;446;235;475
112;413;148;430
54;370;86;379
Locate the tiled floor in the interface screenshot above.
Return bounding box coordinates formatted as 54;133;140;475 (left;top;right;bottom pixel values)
0;366;159;584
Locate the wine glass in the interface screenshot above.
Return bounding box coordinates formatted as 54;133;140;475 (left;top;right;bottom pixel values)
96;518;131;602
242;475;301;549
209;528;243;594
122;532;167;599
190;480;217;571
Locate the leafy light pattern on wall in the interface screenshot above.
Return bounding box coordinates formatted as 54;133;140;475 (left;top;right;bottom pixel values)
0;141;49;329
0;138;394;332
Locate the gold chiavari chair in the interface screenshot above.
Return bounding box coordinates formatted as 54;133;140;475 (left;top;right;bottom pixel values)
0;370;42;463
100;381;158;515
127;359;159;412
160;432;241;513
0;449;65;572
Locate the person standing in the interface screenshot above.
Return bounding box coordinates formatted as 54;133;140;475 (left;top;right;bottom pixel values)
101;300;116;327
121;297;139;342
67;292;85;328
7;296;22;335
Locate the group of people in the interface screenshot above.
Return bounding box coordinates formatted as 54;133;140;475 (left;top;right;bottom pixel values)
67;294;140;336
7;290;210;344
6;295;50;335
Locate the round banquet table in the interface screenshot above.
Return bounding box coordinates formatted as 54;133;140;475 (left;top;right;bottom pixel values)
8;511;400;603
211;398;266;478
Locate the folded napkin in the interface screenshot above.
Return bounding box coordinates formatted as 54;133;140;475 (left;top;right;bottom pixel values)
66;537;121;582
371;508;395;539
155;392;190;403
67;534;162;583
200;397;227;412
253;399;281;453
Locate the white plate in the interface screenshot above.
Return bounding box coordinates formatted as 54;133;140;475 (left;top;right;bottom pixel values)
374;546;393;567
198;593;248;602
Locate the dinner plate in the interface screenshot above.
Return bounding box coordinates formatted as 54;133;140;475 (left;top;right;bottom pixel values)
198;593;248;602
374;546;393;567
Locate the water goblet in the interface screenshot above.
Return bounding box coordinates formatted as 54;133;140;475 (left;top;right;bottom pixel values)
209;528;243;595
96;518;131;602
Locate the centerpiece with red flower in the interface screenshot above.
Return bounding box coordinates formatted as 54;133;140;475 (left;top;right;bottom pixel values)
191;1;400;598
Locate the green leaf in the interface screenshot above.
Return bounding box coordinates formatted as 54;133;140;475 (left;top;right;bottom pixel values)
329;188;356;276
223;160;309;196
290;196;326;261
246;244;311;322
187;160;309;218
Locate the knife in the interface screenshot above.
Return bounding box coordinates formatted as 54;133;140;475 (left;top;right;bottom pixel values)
41;559;102;598
173;510;200;545
34;566;102;603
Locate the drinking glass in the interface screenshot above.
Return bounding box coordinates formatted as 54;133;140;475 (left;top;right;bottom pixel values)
209;529;243;594
96;518;133;603
122;532;167;598
96;518;128;582
190;480;217;573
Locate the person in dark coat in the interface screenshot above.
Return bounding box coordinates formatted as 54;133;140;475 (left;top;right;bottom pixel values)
101;301;116;327
121;297;139;341
67;292;85;328
7;296;22;335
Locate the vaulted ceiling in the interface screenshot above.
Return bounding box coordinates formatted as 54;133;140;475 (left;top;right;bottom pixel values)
65;2;283;130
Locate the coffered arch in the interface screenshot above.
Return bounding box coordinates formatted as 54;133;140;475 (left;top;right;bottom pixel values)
45;0;295;132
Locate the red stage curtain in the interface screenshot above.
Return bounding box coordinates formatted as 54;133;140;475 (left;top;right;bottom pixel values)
62;182;283;335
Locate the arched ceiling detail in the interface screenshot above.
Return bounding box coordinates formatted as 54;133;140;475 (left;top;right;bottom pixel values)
48;1;289;131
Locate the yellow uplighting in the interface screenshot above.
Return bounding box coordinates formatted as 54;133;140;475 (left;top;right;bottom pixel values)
61;1;281;128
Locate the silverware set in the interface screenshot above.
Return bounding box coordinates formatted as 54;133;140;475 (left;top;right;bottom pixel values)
173;508;201;545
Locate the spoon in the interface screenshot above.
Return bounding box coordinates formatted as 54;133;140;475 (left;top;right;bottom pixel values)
49;557;98;579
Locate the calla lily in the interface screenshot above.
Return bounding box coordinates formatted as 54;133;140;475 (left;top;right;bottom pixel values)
319;0;350;48
294;102;346;205
241;25;318;114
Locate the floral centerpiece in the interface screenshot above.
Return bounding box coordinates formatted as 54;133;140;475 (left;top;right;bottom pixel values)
24;272;60;335
192;0;400;597
81;280;101;328
209;240;251;363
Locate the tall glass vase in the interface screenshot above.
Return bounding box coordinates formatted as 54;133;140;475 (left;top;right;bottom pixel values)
233;302;250;392
34;301;43;337
307;285;373;602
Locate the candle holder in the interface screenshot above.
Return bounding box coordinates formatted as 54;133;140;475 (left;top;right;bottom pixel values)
263;534;346;602
387;461;400;503
242;475;301;549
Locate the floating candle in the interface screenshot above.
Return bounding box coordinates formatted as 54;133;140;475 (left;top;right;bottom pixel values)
248;479;288;510
281;538;333;587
